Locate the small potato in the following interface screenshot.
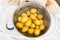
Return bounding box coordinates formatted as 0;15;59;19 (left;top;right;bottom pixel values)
22;13;27;17
30;23;35;28
35;26;39;29
30;8;37;13
25;18;32;27
34;28;40;36
28;28;34;34
30;14;36;20
26;11;31;16
38;14;43;19
34;19;40;25
16;22;23;28
21;16;28;23
40;24;45;30
22;26;29;33
33;13;37;17
18;16;22;22
40;20;43;24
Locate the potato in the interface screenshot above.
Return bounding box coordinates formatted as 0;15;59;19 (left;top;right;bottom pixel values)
28;28;34;34
25;18;32;27
21;16;28;23
18;16;22;22
35;26;39;29
22;26;29;32
38;14;43;19
30;23;35;28
40;24;45;30
40;20;43;24
26;11;31;16
34;28;40;36
30;8;37;13
16;22;23;28
33;13;37;17
22;13;27;17
30;14;36;20
34;19;40;25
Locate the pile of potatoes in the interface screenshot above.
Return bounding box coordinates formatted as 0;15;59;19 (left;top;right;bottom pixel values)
16;8;45;36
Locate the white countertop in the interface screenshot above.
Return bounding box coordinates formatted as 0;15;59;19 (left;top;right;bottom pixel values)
0;0;60;40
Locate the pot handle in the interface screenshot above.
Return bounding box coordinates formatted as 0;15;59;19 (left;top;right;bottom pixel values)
6;19;14;30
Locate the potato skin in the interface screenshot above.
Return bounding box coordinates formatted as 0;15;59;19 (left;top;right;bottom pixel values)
30;8;37;13
40;24;45;30
34;28;40;36
26;11;31;16
34;19;40;25
38;14;43;20
25;18;32;27
22;27;29;33
21;16;28;23
18;17;22;22
28;28;34;34
30;14;36;20
16;22;23;28
30;23;35;28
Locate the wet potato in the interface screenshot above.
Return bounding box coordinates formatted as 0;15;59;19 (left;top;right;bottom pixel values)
13;5;50;37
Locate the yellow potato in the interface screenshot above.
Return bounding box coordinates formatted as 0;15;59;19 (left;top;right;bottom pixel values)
40;20;43;24
34;28;40;36
34;19;40;25
16;22;23;28
18;16;22;22
30;8;37;13
22;13;27;17
26;11;31;16
30;23;35;28
40;24;45;30
33;13;37;17
30;14;36;20
25;18;32;27
22;26;29;33
35;26;39;29
21;16;28;23
28;28;34;34
38;14;43;19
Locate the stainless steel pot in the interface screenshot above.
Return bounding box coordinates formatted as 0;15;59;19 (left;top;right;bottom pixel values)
13;2;51;38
